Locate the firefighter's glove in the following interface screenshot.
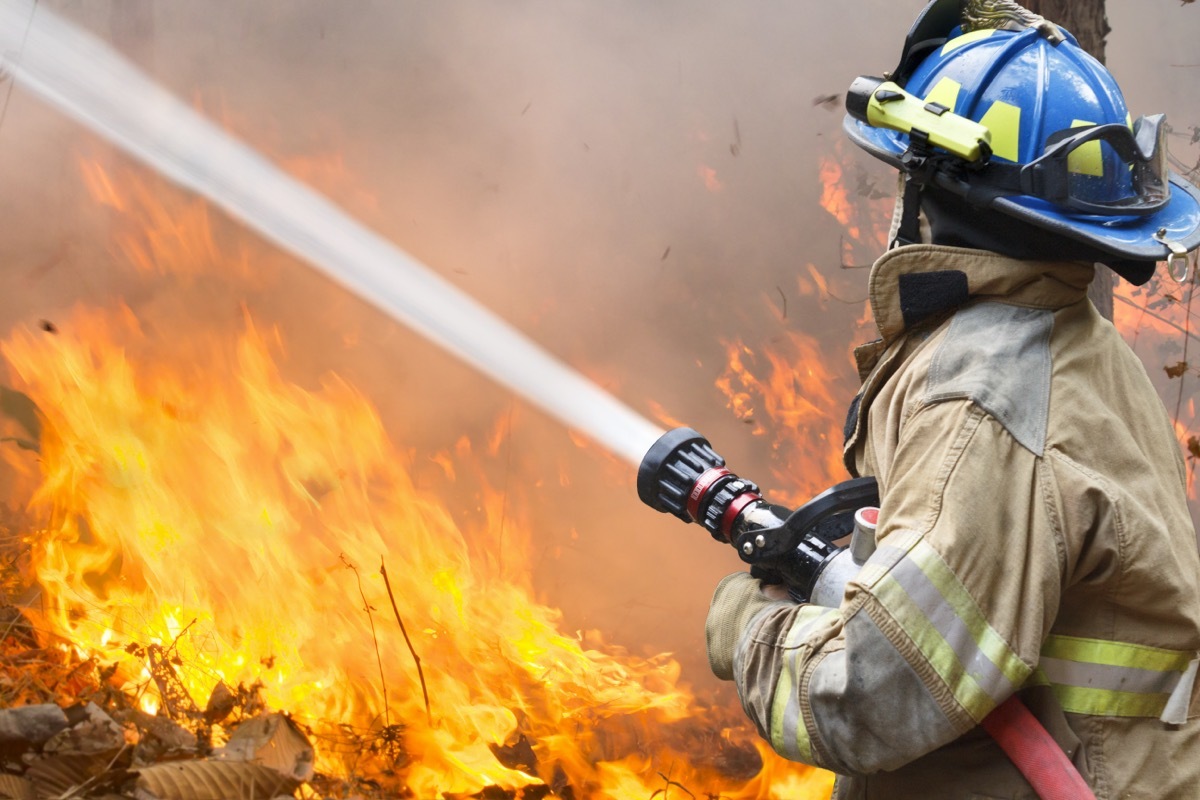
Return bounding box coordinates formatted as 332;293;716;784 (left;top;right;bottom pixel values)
706;572;783;681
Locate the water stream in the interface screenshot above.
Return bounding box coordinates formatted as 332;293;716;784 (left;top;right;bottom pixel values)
0;0;664;466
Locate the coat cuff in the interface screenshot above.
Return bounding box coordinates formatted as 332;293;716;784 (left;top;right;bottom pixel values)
706;572;775;680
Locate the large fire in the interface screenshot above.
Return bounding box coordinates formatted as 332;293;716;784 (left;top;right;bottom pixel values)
1113;261;1200;506
715;330;851;508
818;141;894;269
0;157;839;798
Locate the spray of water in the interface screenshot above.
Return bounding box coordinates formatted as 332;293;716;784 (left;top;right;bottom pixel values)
0;0;663;466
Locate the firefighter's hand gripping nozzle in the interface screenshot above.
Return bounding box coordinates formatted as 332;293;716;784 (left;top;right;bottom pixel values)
637;427;880;606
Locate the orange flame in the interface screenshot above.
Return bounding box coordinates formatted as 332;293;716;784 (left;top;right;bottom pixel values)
715;328;852;507
1113;269;1200;507
818;141;894;266
0;157;838;797
699;164;724;193
818;157;858;240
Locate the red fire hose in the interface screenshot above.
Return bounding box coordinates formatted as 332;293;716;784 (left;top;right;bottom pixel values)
981;696;1096;800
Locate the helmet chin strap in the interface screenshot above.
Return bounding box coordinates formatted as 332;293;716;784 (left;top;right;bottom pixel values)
890;175;928;249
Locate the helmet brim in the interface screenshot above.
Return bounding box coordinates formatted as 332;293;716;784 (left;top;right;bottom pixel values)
843;114;1200;264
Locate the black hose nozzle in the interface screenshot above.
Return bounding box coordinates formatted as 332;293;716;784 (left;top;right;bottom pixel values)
637;427;765;542
636;426;881;603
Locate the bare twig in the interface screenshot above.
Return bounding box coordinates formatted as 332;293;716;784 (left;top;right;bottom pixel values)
775;285;787;319
56;743;130;800
838;235;878;270
342;554;390;729
380;557;432;727
651;771;696;800
1175;271;1197;426
164;617;198;659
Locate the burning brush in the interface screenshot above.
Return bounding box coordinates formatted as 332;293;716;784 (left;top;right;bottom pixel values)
0;304;841;798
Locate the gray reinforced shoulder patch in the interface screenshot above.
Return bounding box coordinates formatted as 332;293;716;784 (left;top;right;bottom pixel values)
808;611;958;774
925;302;1053;456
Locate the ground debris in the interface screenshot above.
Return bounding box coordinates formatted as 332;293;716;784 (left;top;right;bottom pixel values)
45;702;126;755
0;704;317;800
0;704;68;749
145;643;201;724
119;710;199;765
0;772;36;800
216;712;314;783
201;682;234;726
0;611;325;800
131;759;300;800
24;749;131;798
0;620;103;710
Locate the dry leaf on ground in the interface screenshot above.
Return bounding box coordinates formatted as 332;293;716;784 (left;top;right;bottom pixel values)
132;759;300;800
218;713;313;782
0;773;34;800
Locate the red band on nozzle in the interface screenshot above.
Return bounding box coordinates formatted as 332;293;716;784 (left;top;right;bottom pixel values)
688;467;731;522
721;491;763;540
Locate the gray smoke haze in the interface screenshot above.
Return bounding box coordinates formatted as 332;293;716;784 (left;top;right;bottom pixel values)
0;1;1197;693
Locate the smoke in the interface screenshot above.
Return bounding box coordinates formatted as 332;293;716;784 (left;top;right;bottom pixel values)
0;0;1197;692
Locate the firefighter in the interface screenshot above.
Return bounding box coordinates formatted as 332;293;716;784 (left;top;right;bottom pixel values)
704;0;1200;797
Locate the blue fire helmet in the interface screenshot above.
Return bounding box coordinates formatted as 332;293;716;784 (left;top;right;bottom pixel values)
844;0;1200;277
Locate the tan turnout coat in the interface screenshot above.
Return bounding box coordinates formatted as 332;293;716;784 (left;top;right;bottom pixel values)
706;245;1200;799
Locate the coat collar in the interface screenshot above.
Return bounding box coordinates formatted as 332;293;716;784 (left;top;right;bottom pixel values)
867;244;1096;344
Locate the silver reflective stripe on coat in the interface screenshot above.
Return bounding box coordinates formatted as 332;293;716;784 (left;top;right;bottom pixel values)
761;604;840;763
1027;634;1199;720
869;536;1030;722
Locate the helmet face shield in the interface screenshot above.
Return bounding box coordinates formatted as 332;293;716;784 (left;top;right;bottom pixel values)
1022;115;1170;216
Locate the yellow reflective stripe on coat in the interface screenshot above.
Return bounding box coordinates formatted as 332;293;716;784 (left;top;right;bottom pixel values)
768;604;840;763
1028;634;1196;718
870;537;1030;722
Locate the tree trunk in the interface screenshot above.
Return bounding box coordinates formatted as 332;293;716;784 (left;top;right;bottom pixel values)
1024;0;1115;320
1023;0;1111;62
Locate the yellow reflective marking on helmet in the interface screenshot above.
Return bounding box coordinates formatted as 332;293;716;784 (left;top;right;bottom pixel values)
978;101;1022;162
941;28;996;55
1068;119;1104;177
923;77;962;114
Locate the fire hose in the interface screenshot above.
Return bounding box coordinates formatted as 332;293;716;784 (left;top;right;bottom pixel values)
637;427;1096;800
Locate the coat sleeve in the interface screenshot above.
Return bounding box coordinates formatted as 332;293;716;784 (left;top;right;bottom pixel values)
705;399;1064;775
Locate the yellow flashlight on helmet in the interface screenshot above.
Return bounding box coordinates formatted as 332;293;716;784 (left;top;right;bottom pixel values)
846;76;993;164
